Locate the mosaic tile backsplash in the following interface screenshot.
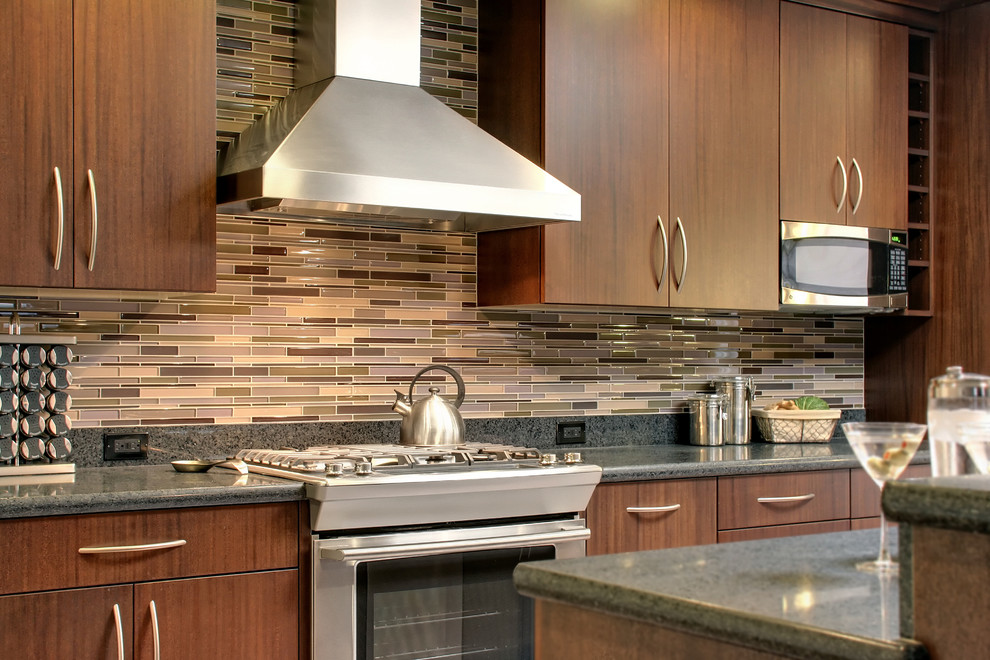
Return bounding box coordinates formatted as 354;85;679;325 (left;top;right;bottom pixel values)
1;0;864;431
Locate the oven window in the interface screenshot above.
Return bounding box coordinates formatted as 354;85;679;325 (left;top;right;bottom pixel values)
356;546;554;660
781;237;888;296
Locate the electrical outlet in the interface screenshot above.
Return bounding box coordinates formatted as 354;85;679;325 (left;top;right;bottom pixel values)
103;433;149;460
556;421;586;445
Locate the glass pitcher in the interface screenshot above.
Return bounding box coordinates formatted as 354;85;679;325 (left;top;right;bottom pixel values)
927;366;990;476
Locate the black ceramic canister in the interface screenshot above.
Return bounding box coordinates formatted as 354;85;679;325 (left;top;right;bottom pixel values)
20;345;46;368
0;344;18;367
47;368;72;390
0;367;16;390
19;391;45;414
47;345;73;367
45;391;72;413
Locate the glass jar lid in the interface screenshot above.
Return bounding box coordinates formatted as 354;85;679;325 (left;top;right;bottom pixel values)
929;366;990;399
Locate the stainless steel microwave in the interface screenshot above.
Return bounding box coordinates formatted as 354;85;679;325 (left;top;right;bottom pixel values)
780;221;909;313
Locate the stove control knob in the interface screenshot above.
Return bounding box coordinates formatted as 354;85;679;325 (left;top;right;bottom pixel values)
324;463;343;478
355;461;373;476
563;452;583;464
539;453;558;466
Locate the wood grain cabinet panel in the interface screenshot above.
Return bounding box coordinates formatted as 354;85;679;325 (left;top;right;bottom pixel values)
134;570;298;660
478;0;778;312
0;503;298;596
780;2;907;229
0;0;215;292
718;519;850;543
0;585;133;660
718;470;850;530
850;462;930;519
586;479;717;555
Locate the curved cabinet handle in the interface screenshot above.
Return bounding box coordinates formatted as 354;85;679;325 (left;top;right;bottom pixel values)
113;602;125;660
86;169;98;271
674;217;687;291
757;493;815;503
836;156;847;214
150;600;161;660
626;504;681;513
53;166;65;271
78;539;187;554
656;216;668;293
851;158;863;215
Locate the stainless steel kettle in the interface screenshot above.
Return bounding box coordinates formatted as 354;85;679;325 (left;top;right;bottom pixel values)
392;364;466;446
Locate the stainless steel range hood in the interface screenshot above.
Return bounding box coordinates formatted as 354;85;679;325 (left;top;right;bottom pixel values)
217;0;580;232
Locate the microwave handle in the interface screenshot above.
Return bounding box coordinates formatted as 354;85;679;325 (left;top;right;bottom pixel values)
836;156;848;214
319;527;591;562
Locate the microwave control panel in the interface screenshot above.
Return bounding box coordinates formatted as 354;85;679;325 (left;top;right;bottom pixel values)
889;245;908;293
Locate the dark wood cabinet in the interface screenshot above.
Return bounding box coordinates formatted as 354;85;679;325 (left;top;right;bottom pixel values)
0;503;300;659
0;585;133;659
0;0;216;292
478;0;779;312
780;2;908;230
586;479;717;555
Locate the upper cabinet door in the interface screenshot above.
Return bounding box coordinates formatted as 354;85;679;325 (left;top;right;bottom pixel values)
780;2;908;229
780;2;848;226
541;0;670;307
0;0;75;288
72;0;216;291
846;16;908;230
667;0;779;311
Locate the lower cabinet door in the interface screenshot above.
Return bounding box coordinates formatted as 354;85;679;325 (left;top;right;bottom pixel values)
586;478;717;555
134;569;298;659
0;585;133;659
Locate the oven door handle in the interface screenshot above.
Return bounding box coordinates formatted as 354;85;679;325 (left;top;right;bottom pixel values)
319;528;591;562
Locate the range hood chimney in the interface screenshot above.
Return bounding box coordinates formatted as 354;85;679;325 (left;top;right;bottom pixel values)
217;0;580;232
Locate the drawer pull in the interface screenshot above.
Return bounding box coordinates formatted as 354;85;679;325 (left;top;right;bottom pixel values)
150;599;161;660
757;494;815;503
627;504;681;513
113;602;125;660
78;539;187;554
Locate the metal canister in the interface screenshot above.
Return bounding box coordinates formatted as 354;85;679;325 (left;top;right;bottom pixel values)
711;376;756;445
688;394;727;446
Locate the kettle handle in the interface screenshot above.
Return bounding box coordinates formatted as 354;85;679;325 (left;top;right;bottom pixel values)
409;364;466;408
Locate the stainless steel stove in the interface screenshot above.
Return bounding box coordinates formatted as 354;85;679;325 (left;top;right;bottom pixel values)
235;443;601;660
235;443;602;531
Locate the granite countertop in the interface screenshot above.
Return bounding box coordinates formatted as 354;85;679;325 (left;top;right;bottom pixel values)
515;529;928;660
582;440;930;483
0;465;306;519
884;473;990;534
0;440;930;520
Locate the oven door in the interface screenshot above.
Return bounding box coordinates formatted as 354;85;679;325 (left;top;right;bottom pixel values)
312;518;590;660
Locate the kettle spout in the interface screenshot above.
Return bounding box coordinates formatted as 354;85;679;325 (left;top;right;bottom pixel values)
392;390;412;417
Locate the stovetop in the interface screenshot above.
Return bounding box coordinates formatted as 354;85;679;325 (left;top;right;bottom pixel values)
231;443;602;531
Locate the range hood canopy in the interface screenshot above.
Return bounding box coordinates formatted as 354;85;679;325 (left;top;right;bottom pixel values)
217;0;580;232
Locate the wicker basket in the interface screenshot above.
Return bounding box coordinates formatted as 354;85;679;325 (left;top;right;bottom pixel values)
752;409;842;443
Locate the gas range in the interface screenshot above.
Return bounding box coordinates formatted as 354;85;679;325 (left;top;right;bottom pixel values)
234;443;602;531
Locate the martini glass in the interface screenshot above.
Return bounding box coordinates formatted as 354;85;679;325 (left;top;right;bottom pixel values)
842;422;927;574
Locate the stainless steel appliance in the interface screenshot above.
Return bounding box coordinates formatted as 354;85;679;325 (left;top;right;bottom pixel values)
779;220;908;313
217;0;580;232
235;443;601;660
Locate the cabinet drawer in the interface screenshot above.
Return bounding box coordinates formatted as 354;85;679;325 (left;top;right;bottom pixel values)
850;462;930;519
718;470;850;530
587;478;716;555
718;519;850;544
0;502;298;595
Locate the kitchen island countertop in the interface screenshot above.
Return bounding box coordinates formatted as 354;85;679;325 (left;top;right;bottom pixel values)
516;528;928;660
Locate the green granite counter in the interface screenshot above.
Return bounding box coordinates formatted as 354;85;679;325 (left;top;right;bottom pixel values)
582;440;929;483
0;465;306;519
884;473;990;534
516;529;928;660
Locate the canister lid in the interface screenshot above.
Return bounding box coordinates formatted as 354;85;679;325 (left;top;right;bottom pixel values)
929;366;990;399
688;393;727;408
